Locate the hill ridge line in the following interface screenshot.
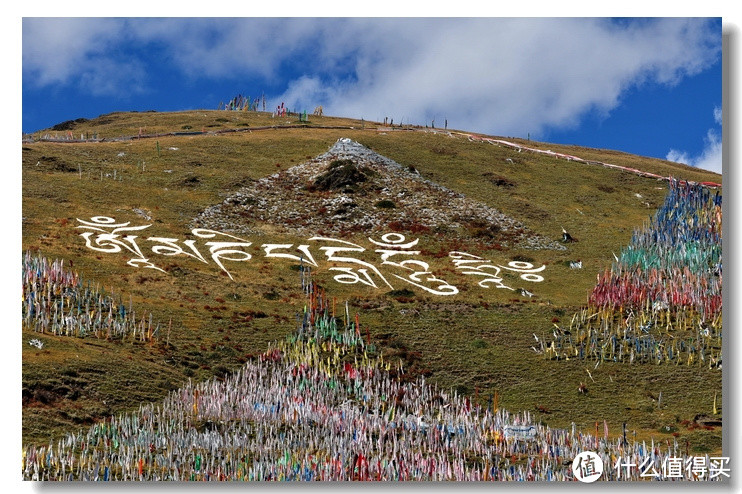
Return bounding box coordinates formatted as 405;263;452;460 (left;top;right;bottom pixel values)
23;120;721;188
448;131;721;188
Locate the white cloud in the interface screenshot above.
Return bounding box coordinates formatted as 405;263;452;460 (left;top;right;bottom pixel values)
275;76;330;113
666;149;691;167
126;18;320;80
272;18;721;137
666;109;722;175
23;18;720;139
22;18;140;92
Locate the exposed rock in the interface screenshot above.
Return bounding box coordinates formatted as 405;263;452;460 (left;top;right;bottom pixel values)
194;138;564;250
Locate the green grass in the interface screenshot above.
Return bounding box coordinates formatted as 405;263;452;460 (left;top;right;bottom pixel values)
21;110;722;454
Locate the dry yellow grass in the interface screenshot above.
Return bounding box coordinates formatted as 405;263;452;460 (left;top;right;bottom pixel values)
22;110;721;454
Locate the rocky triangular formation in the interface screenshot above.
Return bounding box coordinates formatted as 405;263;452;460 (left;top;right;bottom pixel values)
195;138;563;250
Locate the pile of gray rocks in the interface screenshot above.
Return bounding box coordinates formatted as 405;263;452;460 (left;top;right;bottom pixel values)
194;138;564;251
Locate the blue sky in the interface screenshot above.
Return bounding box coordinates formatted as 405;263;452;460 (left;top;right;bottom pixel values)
22;17;723;174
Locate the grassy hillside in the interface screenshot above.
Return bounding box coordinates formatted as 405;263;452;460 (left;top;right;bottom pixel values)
22;110;722;456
